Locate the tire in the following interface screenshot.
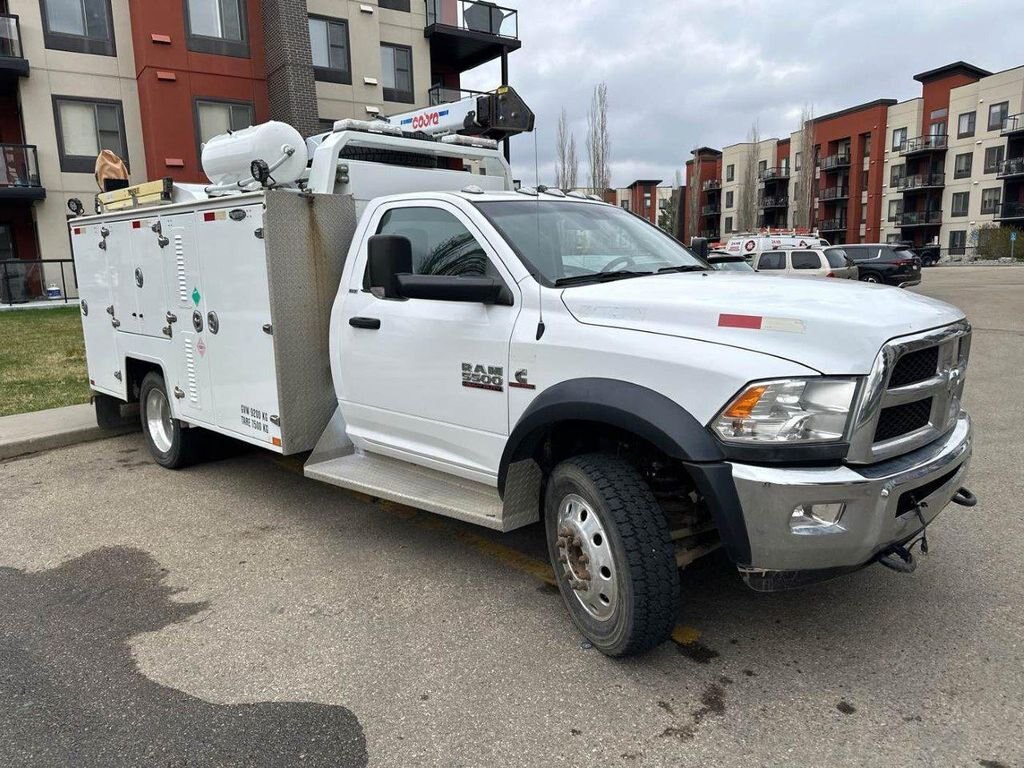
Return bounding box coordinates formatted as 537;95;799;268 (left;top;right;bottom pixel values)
860;272;881;283
545;454;679;657
139;372;204;469
94;393;131;429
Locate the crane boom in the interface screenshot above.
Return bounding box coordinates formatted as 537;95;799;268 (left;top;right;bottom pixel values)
386;85;534;140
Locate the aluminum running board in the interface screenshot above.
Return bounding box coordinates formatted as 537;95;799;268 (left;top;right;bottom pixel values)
304;450;505;530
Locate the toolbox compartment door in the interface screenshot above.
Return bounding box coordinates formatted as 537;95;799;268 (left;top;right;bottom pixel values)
71;223;123;396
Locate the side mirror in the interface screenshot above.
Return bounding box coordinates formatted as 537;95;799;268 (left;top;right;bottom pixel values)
690;236;709;260
368;235;412;299
396;274;506;304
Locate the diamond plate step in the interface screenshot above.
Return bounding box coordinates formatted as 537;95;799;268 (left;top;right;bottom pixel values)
304;450;505;530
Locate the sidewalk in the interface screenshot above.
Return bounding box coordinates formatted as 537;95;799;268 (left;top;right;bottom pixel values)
0;404;137;461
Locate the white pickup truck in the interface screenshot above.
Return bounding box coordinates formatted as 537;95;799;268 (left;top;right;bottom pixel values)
71;118;977;656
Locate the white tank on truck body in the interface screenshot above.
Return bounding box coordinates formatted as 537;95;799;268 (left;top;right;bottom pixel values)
201;120;308;188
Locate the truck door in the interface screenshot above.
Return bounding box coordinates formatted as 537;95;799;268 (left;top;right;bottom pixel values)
161;212;214;425
337;202;520;481
126;215;171;338
72;222;122;396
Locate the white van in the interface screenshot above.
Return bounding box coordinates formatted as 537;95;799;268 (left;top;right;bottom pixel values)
724;234;830;261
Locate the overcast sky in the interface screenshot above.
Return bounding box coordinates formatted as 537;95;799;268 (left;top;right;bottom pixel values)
461;0;1023;189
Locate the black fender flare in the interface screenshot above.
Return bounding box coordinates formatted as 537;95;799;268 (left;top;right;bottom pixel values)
499;378;751;565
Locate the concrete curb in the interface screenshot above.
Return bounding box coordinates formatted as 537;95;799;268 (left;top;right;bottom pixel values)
0;403;138;461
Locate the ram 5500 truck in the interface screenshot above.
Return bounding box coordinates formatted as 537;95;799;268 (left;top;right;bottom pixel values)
71;113;976;656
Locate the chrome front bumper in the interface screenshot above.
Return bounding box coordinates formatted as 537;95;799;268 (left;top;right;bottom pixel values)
729;412;972;577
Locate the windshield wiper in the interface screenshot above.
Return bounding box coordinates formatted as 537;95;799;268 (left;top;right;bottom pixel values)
656;265;707;274
554;270;653;287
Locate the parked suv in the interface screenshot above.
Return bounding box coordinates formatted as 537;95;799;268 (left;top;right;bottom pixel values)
843;244;922;286
754;247;859;279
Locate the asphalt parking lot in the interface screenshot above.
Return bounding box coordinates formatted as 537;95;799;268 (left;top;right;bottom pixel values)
2;266;1022;767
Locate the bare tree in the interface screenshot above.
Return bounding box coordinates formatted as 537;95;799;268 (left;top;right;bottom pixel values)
738;122;760;231
566;132;578;191
555;109;569;189
794;105;816;229
586;82;611;193
687;154;703;242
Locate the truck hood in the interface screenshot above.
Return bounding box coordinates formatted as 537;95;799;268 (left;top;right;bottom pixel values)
560;273;965;374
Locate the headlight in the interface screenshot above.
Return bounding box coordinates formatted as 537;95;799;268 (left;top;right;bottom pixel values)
712;378;858;444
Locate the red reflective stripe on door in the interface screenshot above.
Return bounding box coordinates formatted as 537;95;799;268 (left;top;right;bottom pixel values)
718;314;763;329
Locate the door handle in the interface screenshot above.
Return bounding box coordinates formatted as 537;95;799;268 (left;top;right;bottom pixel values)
349;316;381;330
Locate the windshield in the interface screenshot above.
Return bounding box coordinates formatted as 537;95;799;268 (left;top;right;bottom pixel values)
475;201;705;286
712;259;754;272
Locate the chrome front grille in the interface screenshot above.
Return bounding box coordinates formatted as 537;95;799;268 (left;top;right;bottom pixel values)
847;321;971;464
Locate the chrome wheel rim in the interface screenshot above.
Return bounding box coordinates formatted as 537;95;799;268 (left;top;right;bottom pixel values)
145;387;174;454
862;274;879;283
555;494;617;621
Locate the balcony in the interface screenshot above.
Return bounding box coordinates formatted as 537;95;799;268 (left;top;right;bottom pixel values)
995;201;1024;221
0;14;29;80
997;157;1024;180
701;203;720;216
899;134;948;156
820;153;851;171
820;186;849;201
758;196;788;209
1001;113;1024;137
425;0;521;72
701;179;721;192
698;229;720;240
819;218;847;232
0;145;44;201
900;210;942;227
758;166;790;182
897;173;946;191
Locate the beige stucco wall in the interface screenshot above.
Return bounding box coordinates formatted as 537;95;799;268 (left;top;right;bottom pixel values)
879;97;922;242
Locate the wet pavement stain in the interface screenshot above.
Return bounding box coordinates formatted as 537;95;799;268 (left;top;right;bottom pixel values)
0;547;367;767
674;639;720;664
659;683;727;742
836;701;857;715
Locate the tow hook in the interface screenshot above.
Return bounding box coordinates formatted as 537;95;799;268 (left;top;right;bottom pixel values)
951;487;977;508
877;544;917;574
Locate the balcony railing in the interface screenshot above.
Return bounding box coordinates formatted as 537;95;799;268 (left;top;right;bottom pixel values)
820;153;851;171
698;230;720;240
995;201;1024;221
1001;113;1024;136
1;259;77;306
820;186;849;201
701;203;721;216
426;0;519;39
758;166;790;181
0;145;44;199
701;179;721;192
819;218;847;232
900;210;942;227
758;196;788;209
427;85;487;106
899;134;948;155
997;157;1024;180
0;13;29;77
897;173;946;191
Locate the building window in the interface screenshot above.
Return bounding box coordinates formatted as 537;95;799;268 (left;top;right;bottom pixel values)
957;111;976;139
758;159;767;173
949;230;966;255
620;200;629;211
891;127;907;152
185;0;248;57
724;216;733;233
860;203;867;222
725;164;734;182
988;101;1009;131
380;43;414;104
886;233;901;244
861;169;868;191
378;0;410;9
983;146;1004;174
889;164;905;187
862;133;872;158
725;190;733;208
0;223;14;260
887;199;903;222
950;191;969;217
39;0;115;56
195;99;254;152
53;96;127;174
980;187;1001;215
308;16;351;84
953;152;973;179
794;152;801;171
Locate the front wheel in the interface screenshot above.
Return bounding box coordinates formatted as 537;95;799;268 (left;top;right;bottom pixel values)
545;454;679;657
139;372;204;469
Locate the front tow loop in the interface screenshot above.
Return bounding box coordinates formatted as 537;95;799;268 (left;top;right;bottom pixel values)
952;486;978;507
877;486;978;574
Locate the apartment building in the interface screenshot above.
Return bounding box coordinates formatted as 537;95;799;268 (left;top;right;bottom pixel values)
682;61;1024;255
0;0;520;302
610;180;674;225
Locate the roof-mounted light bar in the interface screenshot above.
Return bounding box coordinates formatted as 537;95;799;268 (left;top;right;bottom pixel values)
333;118;402;136
440;134;499;149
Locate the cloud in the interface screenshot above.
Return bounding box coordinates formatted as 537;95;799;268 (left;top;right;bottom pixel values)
461;0;1023;188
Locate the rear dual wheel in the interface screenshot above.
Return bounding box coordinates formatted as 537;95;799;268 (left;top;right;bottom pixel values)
545;454;679;657
139;372;204;469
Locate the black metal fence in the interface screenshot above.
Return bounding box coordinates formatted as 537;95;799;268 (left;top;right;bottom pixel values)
0;259;77;307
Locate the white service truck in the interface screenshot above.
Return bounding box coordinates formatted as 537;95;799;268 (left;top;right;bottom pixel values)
71;96;977;656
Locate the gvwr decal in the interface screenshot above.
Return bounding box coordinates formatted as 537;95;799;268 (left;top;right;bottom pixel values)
462;363;504;392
